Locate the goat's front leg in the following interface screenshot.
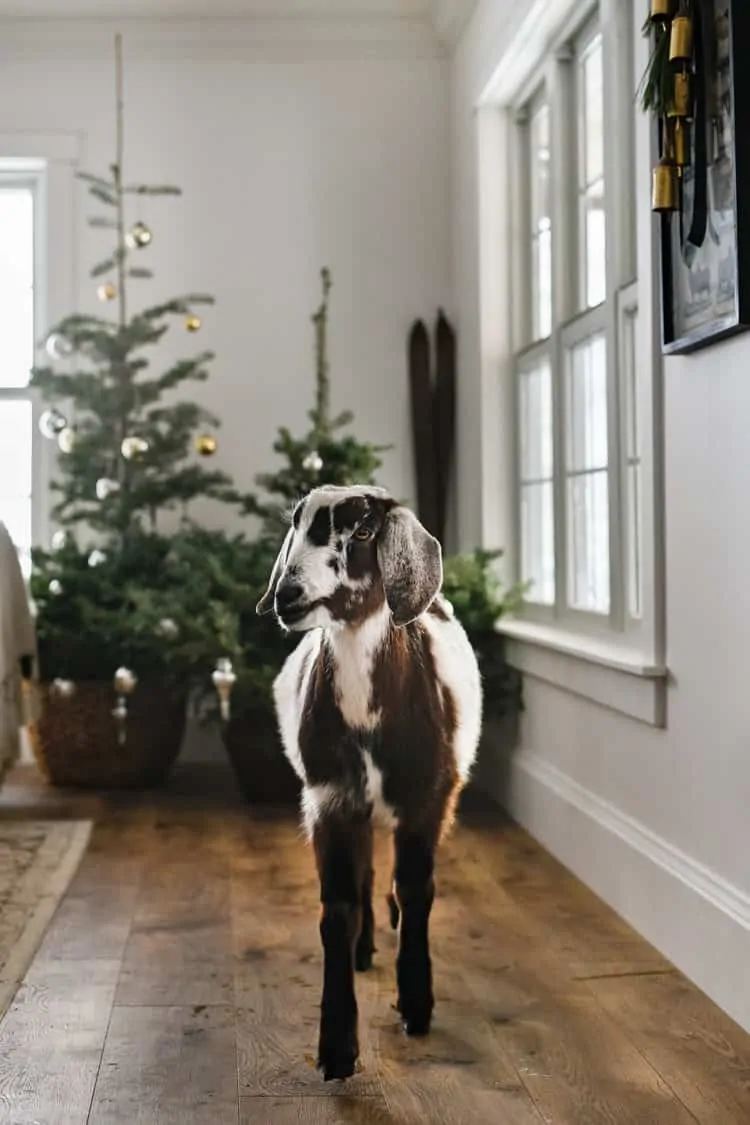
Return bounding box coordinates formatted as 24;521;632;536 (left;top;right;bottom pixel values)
355;834;375;972
314;814;369;1080
393;826;436;1036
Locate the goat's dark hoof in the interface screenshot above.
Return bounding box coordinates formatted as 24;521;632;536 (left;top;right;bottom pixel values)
398;996;433;1037
318;1026;359;1082
386;893;400;930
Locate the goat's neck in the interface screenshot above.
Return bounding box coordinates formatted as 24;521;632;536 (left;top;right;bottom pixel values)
324;605;391;731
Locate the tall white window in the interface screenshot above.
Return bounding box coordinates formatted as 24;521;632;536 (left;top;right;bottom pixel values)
0;176;37;574
512;1;640;637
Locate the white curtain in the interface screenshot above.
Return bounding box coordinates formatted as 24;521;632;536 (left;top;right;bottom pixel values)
0;520;36;784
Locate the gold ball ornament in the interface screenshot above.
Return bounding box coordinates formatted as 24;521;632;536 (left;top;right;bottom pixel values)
57;428;77;454
185;315;202;333
121;436;149;461
97;282;117;302
196;434;218;457
113;666;137;695
125;221;152;249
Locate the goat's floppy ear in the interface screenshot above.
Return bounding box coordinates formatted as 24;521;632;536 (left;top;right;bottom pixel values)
377;506;442;626
256;527;293;615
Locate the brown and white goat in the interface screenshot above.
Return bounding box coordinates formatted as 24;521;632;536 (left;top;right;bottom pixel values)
257;485;482;1081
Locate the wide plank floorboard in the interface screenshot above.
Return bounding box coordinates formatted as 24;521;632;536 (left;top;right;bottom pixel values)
0;764;748;1124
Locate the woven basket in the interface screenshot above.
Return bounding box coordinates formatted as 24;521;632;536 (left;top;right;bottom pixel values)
222;704;301;805
31;680;187;789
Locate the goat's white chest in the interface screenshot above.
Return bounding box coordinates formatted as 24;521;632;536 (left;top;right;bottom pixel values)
362;751;397;828
329;610;387;732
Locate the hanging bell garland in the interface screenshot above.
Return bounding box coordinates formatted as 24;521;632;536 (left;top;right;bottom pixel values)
649;0;675;23
672;118;691;171
652;157;679;212
669;14;693;66
668;70;691;118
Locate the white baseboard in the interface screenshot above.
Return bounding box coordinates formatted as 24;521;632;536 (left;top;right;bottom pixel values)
507;751;750;1033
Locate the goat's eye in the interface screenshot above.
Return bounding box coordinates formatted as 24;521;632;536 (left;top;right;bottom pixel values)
353;527;373;542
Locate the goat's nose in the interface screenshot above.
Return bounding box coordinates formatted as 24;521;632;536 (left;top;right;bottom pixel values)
275;582;304;610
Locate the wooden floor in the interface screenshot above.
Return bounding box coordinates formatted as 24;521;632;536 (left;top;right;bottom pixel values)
0;765;749;1124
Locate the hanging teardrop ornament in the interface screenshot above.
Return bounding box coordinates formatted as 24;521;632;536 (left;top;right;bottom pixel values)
212;658;237;722
669;16;693;66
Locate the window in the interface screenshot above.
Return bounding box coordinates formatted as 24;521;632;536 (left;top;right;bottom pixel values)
0;176;38;575
511;1;640;639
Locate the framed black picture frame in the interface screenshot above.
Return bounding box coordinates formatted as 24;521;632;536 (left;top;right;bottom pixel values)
660;0;750;355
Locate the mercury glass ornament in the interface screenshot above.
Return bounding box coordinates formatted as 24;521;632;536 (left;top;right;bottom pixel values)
51;529;68;551
48;579;63;596
50;678;76;699
113;666;137;695
88;549;107;568
39;409;68;439
96;477;120;501
58;428;77;454
157;617;179;640
121;436;149;461
302;450;323;473
125;220;152;249
45;332;73;359
212;657;237;721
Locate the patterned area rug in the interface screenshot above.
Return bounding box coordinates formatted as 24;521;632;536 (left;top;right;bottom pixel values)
0;820;92;1020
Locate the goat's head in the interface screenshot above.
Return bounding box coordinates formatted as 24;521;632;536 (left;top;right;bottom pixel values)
256;485;443;631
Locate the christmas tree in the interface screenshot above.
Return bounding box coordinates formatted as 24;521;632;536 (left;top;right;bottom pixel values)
29;34;250;692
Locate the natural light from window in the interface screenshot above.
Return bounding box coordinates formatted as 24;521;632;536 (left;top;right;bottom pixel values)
0;184;35;574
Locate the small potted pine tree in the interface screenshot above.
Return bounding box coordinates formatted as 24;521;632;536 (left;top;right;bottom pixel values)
28;35;251;788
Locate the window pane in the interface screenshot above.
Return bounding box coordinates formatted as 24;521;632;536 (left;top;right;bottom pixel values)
568;470;609;613
584;181;606;307
627;462;642;619
623;304;639;460
0;400;32;576
530;102;552;340
567;333;608;472
578;31;606;310
519;360;552;481
521;481;554;604
582;35;603;185
0;400;32;494
0;187;34;388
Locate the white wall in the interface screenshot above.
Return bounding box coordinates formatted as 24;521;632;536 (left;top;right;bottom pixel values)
0;20;449;532
451;2;750;1031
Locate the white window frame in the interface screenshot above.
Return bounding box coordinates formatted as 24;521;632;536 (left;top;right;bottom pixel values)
0;135;80;562
0;167;43;572
476;0;667;726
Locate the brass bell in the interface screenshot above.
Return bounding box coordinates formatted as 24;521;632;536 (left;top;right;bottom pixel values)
668;71;691;118
650;0;674;21
669;16;693;65
652;159;678;212
673;118;691;169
